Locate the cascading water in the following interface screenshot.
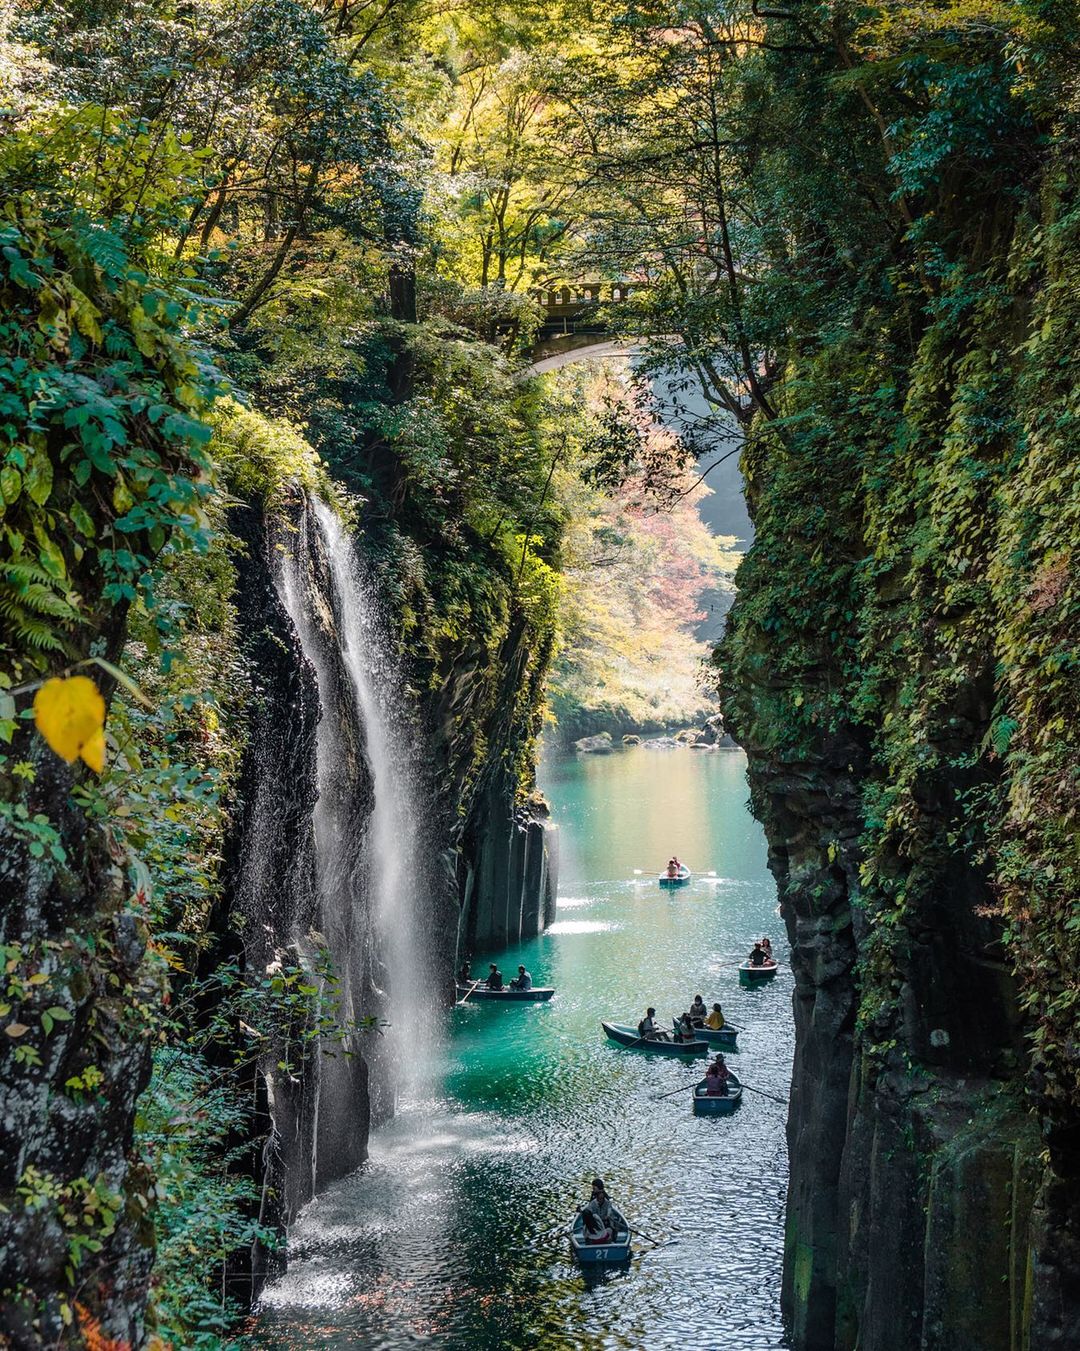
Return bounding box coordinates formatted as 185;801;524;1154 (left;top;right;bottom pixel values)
273;495;437;1186
311;498;438;1068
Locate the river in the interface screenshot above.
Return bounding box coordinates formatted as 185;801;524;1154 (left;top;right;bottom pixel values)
253;745;792;1349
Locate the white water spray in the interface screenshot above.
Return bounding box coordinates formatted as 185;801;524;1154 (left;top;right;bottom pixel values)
275;496;437;1152
311;500;434;1034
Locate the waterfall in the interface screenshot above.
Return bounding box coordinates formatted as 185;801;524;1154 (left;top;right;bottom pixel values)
273;495;436;1181
311;499;437;1058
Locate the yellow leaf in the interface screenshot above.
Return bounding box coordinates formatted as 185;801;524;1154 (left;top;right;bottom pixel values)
33;676;107;772
5;1023;29;1038
80;727;106;773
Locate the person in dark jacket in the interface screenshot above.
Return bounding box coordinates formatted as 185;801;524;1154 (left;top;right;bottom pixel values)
486;963;504;990
580;1178;615;1242
705;1055;730;1096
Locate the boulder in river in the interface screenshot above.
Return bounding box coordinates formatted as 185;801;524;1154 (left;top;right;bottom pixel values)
575;732;615;754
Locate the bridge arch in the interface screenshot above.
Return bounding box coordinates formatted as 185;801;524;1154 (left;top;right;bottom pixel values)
529;337;642;374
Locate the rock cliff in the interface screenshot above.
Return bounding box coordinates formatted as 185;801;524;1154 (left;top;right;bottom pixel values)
717;179;1080;1344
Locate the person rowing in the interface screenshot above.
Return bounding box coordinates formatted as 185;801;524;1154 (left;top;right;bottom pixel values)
705;1054;731;1096
675;1011;698;1043
665;858;680;878
579;1178;615;1243
748;941;768;968
458;959;472;985
637;1006;669;1042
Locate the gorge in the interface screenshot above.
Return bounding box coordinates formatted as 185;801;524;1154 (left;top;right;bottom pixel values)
2;2;1080;1350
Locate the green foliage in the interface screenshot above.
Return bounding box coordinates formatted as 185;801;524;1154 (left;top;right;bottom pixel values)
709;0;1080;1120
137;1049;276;1346
0;204;219;684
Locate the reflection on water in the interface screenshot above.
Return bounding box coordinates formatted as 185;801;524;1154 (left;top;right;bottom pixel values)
252;747;791;1349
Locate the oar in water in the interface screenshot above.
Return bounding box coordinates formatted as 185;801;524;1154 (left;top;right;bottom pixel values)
629;1225;673;1247
739;1081;788;1107
456;979;482;1005
653;1076;788;1107
652;1081;700;1101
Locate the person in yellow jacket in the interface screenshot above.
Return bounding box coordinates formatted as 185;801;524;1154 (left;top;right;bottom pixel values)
704;1002;725;1030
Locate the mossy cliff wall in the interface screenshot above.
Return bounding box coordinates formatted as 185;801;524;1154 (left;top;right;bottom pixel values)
426;611;559;959
718;144;1080;1348
213;475;557;1281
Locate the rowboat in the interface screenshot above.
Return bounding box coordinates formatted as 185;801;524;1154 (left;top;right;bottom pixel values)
456;983;555;1002
692;1073;744;1115
569;1208;632;1264
738;961;778;987
673;1018;738;1050
601;1021;709;1057
658;867;691;887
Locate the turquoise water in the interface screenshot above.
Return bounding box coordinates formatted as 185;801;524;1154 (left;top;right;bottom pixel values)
253;746;791;1349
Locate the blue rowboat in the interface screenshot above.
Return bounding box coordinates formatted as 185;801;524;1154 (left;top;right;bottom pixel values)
692;1074;743;1115
456;983;554;1002
601;1021;709;1057
738;961;778;987
673;1018;738;1050
569;1208;632;1264
658;867;691;887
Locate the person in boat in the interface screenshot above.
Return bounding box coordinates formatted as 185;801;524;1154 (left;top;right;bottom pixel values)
637;1006;668;1041
509;964;532;991
689;994;708;1025
458;959;472;985
760;936;774;961
704;1001;725;1030
486;962;504;990
748;941;768;967
675;1011;697;1043
665;858;680;878
705;1054;731;1097
580;1178;615;1242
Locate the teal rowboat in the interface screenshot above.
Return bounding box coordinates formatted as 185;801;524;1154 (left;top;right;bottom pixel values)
738;961;778;988
569;1208;632;1264
673;1018;738;1050
692;1073;743;1115
658;867;691;887
601;1021;709;1057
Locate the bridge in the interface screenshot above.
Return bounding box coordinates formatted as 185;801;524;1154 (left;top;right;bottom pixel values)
528;282;642;372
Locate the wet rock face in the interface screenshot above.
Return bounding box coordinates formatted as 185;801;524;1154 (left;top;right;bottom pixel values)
726;648;1073;1350
422;615;558;963
221;495;375;1289
0;665;158;1345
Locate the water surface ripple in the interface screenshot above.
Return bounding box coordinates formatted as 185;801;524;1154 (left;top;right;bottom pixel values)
253;747;791;1349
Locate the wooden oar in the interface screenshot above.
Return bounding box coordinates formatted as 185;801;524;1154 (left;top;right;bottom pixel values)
629;1225;672;1246
652;1081;700;1101
456;980;482;1005
619;1024;680;1050
739;1081;788;1107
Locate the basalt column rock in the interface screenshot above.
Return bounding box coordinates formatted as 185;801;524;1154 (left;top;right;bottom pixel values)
744;734;865;1351
219;495;323;1262
424;613;559;966
220;492;380;1284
